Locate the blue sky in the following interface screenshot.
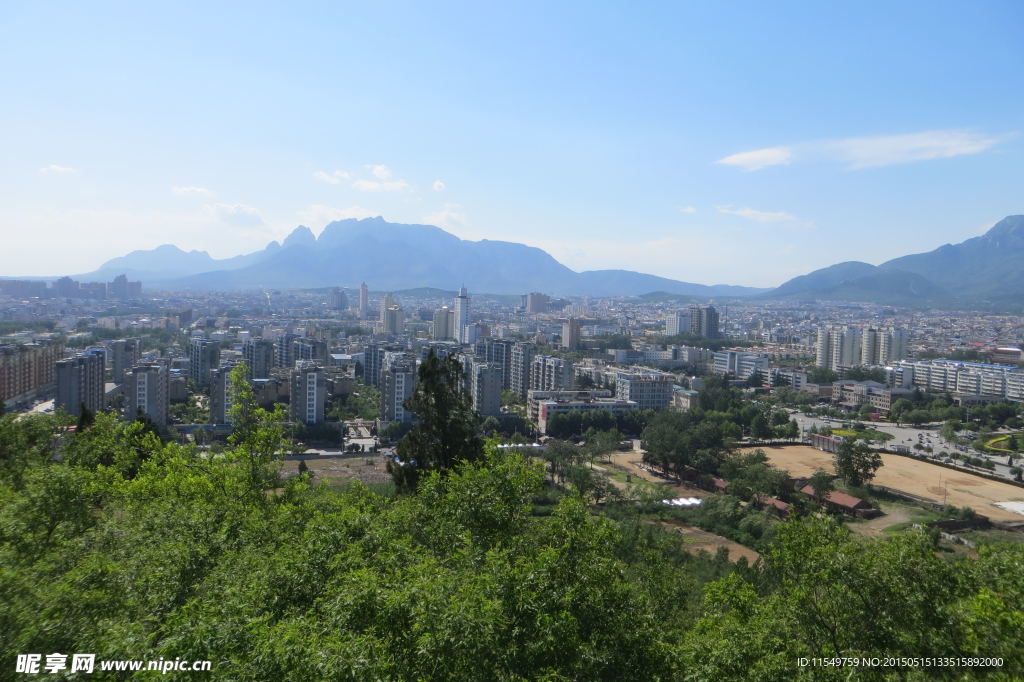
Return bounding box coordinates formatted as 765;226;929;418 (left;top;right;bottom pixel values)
1;1;1021;286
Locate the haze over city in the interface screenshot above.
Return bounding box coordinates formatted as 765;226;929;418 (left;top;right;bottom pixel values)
2;1;1022;286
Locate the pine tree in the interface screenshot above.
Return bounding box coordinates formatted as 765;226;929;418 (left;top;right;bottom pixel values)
391;350;482;491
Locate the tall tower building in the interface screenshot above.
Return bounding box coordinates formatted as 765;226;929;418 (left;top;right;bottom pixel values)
189;338;221;387
380;352;418;424
292;337;329;364
379;293;396;324
242;338;274;379
861;328;880;366
815;327;832;369
108;337;141;384
125;361;169;427
454;286;470;343
55;349;106;417
561;317;581;350
290;361;326;425
358;282;369;319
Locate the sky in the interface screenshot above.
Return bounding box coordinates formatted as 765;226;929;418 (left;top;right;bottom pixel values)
1;1;1022;287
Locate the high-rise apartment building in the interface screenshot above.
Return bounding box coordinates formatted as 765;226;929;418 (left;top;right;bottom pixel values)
242;338;274;379
292;337;329;365
666;310;691;336
525;292;550;314
56;349;106;417
209;364;240;425
274;333;301;369
530;355;574;392
108;337;141;384
330;287;348;311
509;342;536;398
290;361;326;425
475;338;515;390
363;343;399;388
379;293;396;324
0;340;63;406
383;306;405;335
614;373;675;411
432;306;454;340
689;305;720;339
454;286;470;343
469;361;502;416
125;362;169;427
189;338;221;387
380;352;418;424
561;317;581;350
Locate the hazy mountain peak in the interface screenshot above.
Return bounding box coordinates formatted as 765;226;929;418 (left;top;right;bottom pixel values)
282;225;316;248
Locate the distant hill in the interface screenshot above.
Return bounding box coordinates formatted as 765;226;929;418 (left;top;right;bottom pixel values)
76;217;768;298
765;215;1024;309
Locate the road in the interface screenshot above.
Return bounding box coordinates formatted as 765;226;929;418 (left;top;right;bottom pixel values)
789;411;1018;479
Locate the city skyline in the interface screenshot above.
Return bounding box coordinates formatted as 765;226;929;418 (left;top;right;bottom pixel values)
2;2;1022;286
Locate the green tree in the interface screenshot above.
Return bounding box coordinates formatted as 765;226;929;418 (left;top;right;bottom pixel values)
226;363;288;495
391;350;482;490
750;414;772;441
833;437;882;486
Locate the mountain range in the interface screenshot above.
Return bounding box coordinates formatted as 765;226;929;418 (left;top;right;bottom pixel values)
72;214;1024;308
76;217;765;298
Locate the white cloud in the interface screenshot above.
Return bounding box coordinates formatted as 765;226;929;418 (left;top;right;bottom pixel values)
297;204;376;226
210;203;263;226
432;179;446;192
716;206;799;223
313;169;351;185
716;147;791;171
718;129;1006;172
679;205;697;214
366;164;393;180
171;185;214;196
352;178;411;192
39;164;76;174
824;130;1002;169
423;203;468;232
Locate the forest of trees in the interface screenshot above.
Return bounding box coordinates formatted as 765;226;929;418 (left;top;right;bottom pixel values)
2;367;1023;679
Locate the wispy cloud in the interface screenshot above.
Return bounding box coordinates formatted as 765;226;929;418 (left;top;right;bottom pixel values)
716;147;791;171
717;129;1006;171
210;203;263;226
824;130;1003;169
297;204;376;225
679;205;697;214
40;164;76;175
171;185;214;196
352;178;410;192
313;169;351;185
716;206;801;224
432;179;446;192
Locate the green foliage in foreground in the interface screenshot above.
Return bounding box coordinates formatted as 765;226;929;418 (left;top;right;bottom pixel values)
1;409;1024;680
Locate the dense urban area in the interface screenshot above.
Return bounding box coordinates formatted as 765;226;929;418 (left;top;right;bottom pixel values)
3;275;1024;679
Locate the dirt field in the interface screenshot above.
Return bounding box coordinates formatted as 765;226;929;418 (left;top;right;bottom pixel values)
607;450;712;498
749;445;1024;522
277;454;393;487
661;520;761;563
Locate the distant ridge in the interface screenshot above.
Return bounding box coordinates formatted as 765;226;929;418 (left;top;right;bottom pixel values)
73;217;768;298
